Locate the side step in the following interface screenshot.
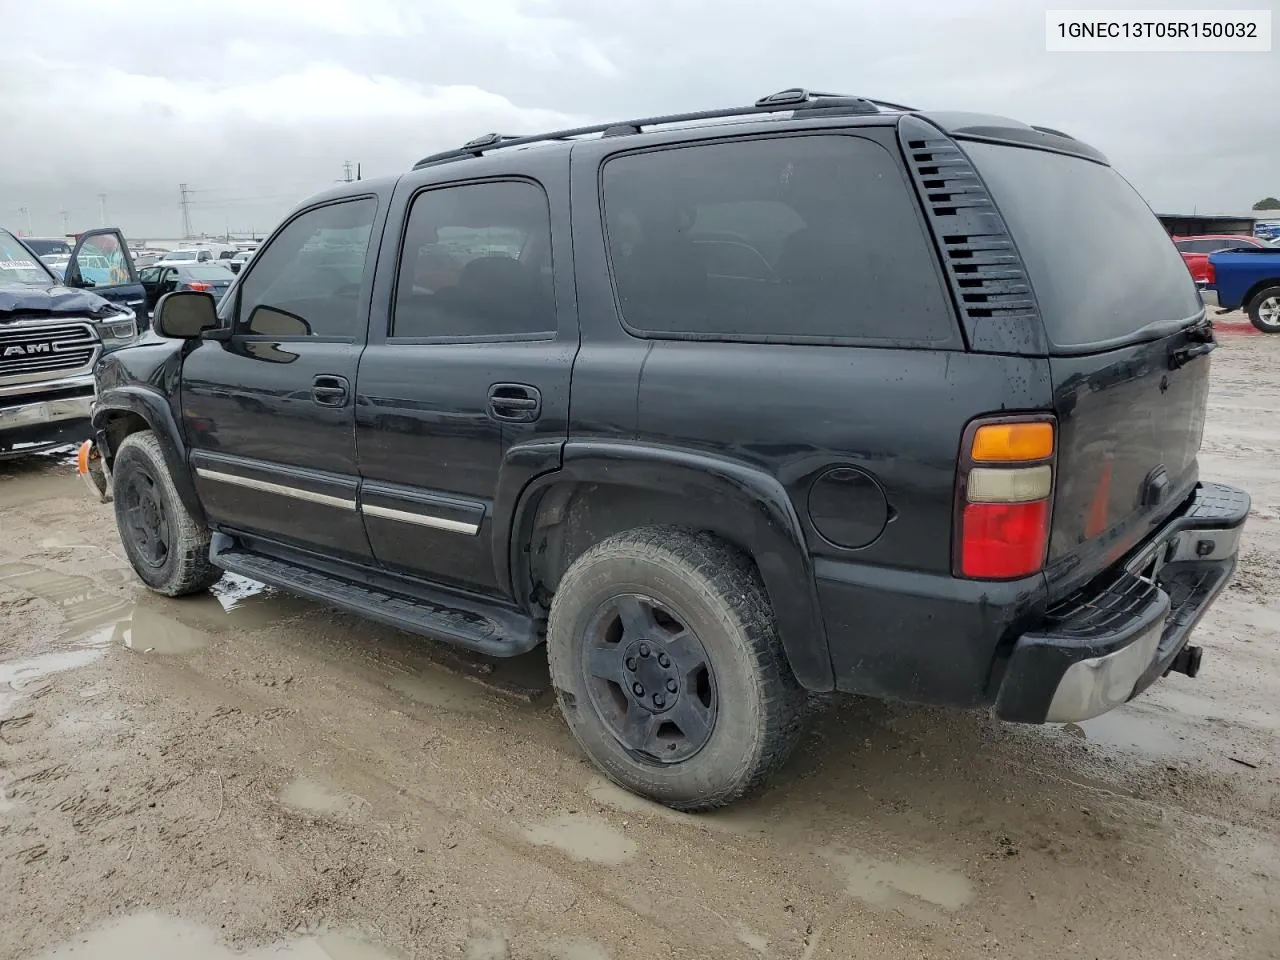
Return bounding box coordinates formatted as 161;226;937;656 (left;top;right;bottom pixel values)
209;536;540;658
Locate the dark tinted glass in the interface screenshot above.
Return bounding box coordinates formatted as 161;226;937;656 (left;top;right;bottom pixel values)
601;135;954;343
238;198;376;338
392;181;555;339
964;142;1201;349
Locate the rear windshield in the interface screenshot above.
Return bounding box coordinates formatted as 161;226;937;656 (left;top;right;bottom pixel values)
963;142;1201;350
186;265;234;281
23;238;71;257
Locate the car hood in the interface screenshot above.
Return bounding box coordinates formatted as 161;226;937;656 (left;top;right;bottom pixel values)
0;282;123;322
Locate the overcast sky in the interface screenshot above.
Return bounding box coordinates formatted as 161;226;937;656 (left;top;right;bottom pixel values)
1;0;1275;240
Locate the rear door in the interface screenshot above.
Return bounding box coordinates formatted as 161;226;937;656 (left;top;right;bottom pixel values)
65;228;149;327
962;141;1210;596
355;152;576;596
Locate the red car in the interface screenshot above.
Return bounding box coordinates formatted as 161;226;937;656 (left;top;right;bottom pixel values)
1173;234;1273;286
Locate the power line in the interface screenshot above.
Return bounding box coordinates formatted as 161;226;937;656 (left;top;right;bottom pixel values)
179;183;193;239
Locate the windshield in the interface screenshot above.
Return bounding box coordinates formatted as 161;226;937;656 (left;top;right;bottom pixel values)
23;238;72;257
0;231;55;285
963;142;1202;350
169;250;198;261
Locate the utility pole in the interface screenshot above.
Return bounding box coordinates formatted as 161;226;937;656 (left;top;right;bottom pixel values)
17;206;31;235
179;183;193;239
98;193;107;226
60;209;70;234
341;161;354;183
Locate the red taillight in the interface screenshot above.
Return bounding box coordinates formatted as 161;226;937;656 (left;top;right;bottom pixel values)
960;501;1050;579
1204;260;1216;285
188;281;213;292
955;416;1056;580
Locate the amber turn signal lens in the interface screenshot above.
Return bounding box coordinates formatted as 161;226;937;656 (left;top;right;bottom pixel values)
970;421;1054;463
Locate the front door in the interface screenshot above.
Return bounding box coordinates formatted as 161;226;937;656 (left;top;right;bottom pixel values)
181;195;383;563
355;161;577;596
65;228;149;328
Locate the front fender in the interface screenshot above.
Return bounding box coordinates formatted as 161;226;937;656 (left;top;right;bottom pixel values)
91;384;204;525
505;440;834;691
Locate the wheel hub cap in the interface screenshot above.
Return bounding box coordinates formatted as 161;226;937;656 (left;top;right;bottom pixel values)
581;593;718;764
622;637;682;714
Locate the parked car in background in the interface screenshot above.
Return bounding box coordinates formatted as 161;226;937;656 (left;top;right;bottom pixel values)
138;262;236;311
1208;246;1280;332
21;237;73;260
1173;234;1274;287
154;248;216;267
40;254;70;278
227;250;254;274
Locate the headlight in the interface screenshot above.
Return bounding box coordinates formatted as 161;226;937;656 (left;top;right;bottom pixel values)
95;309;139;348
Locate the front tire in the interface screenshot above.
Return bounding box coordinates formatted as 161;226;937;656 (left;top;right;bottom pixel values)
112;431;221;596
547;526;806;811
1247;285;1280;333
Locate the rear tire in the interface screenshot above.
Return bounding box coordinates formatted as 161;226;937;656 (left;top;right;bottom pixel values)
112;431;221;597
547;526;806;811
1246;285;1280;333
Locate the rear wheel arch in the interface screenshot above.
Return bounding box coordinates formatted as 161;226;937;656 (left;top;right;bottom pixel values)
508;447;835;692
1239;277;1280;314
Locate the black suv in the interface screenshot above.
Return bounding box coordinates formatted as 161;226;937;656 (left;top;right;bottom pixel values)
79;90;1249;810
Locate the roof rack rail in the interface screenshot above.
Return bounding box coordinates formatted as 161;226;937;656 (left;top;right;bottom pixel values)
411;88;918;169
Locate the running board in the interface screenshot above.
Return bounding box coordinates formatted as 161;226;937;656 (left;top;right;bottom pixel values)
209;536;540;658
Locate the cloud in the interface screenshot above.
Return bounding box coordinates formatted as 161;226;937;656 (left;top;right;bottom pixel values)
0;0;1274;238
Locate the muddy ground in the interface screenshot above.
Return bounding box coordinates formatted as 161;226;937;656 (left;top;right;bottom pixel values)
1;314;1277;960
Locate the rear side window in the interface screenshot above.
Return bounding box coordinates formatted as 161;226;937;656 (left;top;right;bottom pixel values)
601;135;955;343
392;180;555;340
963;142;1201;350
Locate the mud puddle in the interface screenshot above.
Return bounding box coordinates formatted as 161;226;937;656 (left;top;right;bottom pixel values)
523;812;638;865
34;913;399;959
822;846;973;912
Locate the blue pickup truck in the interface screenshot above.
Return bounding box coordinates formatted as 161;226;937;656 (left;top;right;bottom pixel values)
1209;247;1280;333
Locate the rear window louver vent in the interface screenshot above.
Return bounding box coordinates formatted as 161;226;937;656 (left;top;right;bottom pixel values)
898;117;1045;355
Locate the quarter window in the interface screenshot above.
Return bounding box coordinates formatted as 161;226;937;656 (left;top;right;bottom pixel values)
237;198;377;339
601;135;955;343
392;180;555;339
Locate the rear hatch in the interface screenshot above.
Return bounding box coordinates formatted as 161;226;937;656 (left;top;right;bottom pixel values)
962;141;1211;597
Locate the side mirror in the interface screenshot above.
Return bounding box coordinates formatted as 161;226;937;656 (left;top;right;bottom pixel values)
154;290;219;339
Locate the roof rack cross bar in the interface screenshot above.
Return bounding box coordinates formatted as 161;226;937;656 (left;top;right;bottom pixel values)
411;88;918;169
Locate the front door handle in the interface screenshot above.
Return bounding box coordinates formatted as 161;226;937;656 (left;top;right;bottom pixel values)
312;375;350;407
488;383;541;423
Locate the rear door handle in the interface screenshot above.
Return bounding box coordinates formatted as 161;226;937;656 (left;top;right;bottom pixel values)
312;375;350;407
488;383;541;423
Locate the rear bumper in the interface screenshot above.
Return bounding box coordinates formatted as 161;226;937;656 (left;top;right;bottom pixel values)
994;482;1249;723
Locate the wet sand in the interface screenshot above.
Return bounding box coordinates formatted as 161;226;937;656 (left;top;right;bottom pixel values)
1;313;1277;959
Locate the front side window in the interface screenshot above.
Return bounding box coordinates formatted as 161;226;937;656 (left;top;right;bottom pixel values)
237;198;377;339
392;180;555;339
601;135;955;343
